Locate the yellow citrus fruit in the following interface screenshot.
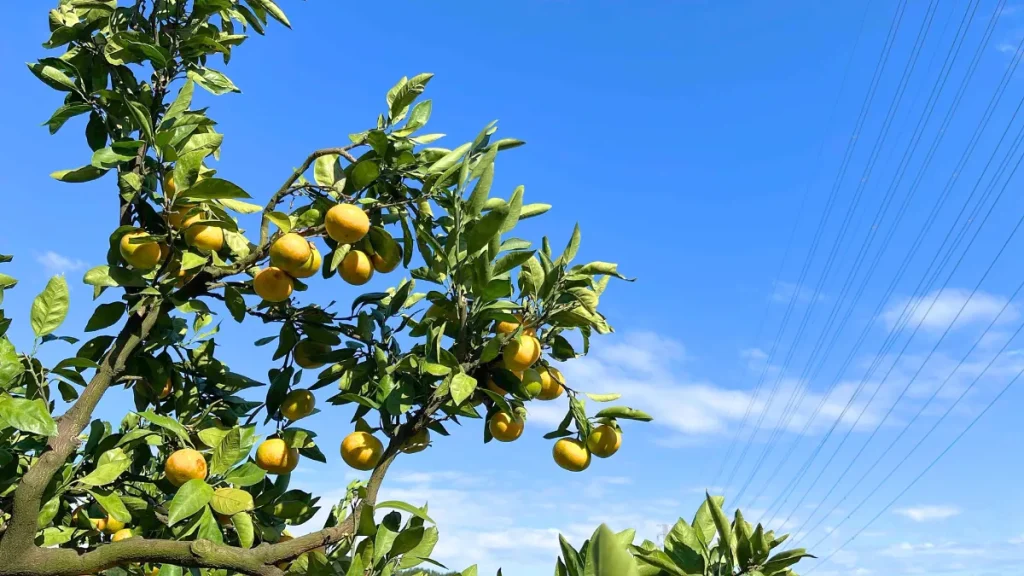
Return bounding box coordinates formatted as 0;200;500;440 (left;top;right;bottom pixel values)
254;267;293;302
587;424;621;458
103;515;125;534
111;529;133;542
400;428;430;454
537;367;565;401
553;438;591;472
92;517;106;532
164;448;208;486
183;215;224;252
488;412;524;442
164;174;177;196
255;438;300;475
324;204;370;244
502;335;541;371
370;239;402;273
157;377;173;399
148;566;160;576
339;250;374;285
293;339;329;369
119;230;163;270
486;370;523;396
521;368;543;399
494;315;522;335
340;431;384;470
289;243;321;279
166;203;193;229
280;389;315;421
269;233;312;272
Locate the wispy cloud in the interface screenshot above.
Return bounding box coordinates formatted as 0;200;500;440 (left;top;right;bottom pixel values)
893;505;961;522
36;251;87;274
771;281;822;304
881;289;1018;332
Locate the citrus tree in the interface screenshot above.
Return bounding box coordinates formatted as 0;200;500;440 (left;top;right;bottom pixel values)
0;2;649;576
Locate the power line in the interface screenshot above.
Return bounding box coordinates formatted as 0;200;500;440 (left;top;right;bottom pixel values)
710;0;904;491
737;0;985;512
730;0;941;506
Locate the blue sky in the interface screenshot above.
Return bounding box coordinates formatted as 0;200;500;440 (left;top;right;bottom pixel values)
4;1;1024;574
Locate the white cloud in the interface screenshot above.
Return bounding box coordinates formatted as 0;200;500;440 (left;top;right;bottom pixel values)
881;289;1018;332
880;541;983;557
36;251;87;274
893;505;961;522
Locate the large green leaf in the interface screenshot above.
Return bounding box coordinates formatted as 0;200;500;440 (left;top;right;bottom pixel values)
30;276;70;337
0;338;24;389
585;524;639;576
705;493;737;567
211;488;254;516
78;447;131;486
223;461;266;487
449;373;477;406
465;205;509;255
27;61;77;91
211;426;254;475
0;396;57;436
232;511;254;548
664;518;705;574
593;407;652;422
167;478;213;526
139;410;192;445
182;178;250;200
88;488;131;523
188;67;240;95
51;165;107;183
375;500;434;524
396;526;438;568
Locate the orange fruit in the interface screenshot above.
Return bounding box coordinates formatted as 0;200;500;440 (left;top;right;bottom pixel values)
324;204;370;244
164;448;208;486
164;174;177;196
340;431;383;470
537;367;565;401
111;529;133;542
254;267;293;302
119;230;163;270
339;250;373;285
157;377;173;399
103;515;125;534
280;389;315;421
293;339;329;369
400;428;430;454
183;215;223;252
370;238;402;273
488;412;524;442
587;425;621;458
269;233;312;272
502;335;541;371
553;438;591;472
255;439;299;475
486;371;523;396
289;243;321;279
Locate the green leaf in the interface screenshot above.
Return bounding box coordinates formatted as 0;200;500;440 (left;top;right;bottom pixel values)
51;165;107;183
167;478;213;526
223;461;266;487
349;160;380;191
585;393;621;403
499;185;524;234
428;143;471;174
127;100;155;143
44;104;92;134
450;373;477;406
140;410;192;445
313;153;340;187
232;511;254;548
577;261;632;281
466;153;495;216
211;426;254;475
0;338;25;389
182;178;250;200
465;204;509;255
557;223;581;267
493;250;535;276
164;80;195;122
762;549;815;573
188;67;240;95
85;302;125;332
663;519;705;574
0;396;57;436
247;0;291;27
519;203;551;219
375;500;434;524
267;211;291;233
219;198;263;214
78;447;131;486
88;488;131;523
211;487;254;515
397;526;439;569
585;524;639;576
594;407;652;422
224;286;246;323
706;492;737;566
27;61;78;92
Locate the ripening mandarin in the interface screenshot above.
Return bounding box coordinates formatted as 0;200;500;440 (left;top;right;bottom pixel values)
255;438;300;474
164;448;208;486
166;203;193;228
587;424;621;458
324;204;369;244
280;389;315;421
553;438;591;472
488;412;524;442
340;431;383;470
164;174;176;196
253;267;293;302
502;335;541;371
537;367;565;400
103;515;125;534
183;215;223;252
293;339;329;369
400;428;430;454
119;231;163;270
269;233;312;272
370;237;402;273
111;529;133;542
289;243;321;279
486;370;523;395
339;250;373;285
157;377;173;399
521;368;543;399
